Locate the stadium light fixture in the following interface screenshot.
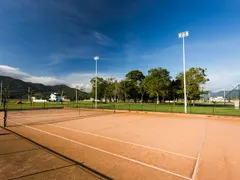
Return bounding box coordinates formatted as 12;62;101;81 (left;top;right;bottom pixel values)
178;31;189;113
94;56;99;109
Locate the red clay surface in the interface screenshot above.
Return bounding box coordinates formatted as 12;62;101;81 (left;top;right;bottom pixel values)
1;108;240;180
0;127;105;180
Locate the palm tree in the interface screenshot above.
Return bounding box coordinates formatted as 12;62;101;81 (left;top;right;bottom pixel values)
61;90;66;99
2;87;10;110
26;90;34;105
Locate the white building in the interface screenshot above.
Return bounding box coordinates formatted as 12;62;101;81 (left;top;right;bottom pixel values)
49;93;63;102
210;96;226;102
32;97;48;103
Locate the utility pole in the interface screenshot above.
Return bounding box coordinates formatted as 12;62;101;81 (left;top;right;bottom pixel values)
28;87;30;102
224;90;226;105
238;84;240;101
75;86;78;103
0;81;2;105
208;92;211;104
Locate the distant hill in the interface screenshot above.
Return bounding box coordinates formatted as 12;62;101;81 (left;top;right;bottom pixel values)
202;90;240;100
0;76;90;100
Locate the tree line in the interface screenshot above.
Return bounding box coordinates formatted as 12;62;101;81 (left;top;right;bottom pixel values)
90;67;209;104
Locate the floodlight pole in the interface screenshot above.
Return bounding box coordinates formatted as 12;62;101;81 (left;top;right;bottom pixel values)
94;56;99;109
178;31;189;113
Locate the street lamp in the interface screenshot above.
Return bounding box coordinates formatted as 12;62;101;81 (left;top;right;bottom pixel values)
94;56;99;108
178;31;189;113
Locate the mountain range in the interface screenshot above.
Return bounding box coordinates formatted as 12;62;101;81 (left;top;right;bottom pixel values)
0;76;89;100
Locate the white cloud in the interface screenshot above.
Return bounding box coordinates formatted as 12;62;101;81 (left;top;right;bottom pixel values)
93;31;117;46
0;65;65;85
0;65;124;92
205;66;240;92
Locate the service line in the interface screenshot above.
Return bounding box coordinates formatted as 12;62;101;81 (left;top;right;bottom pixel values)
50;124;197;160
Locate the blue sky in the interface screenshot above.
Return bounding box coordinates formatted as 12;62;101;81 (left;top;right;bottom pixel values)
0;0;240;92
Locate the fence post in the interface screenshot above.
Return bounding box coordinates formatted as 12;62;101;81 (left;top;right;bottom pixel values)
21;97;23;110
190;103;192;114
212;102;215;115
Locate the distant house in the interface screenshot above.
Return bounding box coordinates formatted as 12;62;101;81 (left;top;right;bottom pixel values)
49;93;63;102
210;96;226;102
32;97;48;103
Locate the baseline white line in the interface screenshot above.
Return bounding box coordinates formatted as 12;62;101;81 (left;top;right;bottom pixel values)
50;124;196;160
9;120;191;180
191;125;207;180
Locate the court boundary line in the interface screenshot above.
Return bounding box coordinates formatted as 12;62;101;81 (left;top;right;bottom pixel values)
50;124;197;160
9;120;191;180
191;125;207;180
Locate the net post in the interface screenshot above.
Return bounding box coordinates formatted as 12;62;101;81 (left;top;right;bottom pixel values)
212;102;215;115
3;109;7;127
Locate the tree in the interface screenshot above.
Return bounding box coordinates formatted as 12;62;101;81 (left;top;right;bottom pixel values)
104;78;116;102
117;80;139;103
118;80;128;102
144;68;171;104
168;80;182;103
34;92;43;99
139;80;147;104
60;90;66;98
126;70;145;82
125;70;145;103
90;77;107;101
176;67;209;103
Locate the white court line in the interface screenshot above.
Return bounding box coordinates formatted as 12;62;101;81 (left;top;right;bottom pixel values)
50;124;197;160
191;125;207;180
9;120;191;180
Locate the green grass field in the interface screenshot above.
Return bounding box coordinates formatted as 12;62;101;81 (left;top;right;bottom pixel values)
1;100;240;116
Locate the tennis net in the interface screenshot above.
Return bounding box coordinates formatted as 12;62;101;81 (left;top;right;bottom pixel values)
5;108;116;127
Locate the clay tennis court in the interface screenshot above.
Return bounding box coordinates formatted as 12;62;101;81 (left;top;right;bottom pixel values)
1;108;240;180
